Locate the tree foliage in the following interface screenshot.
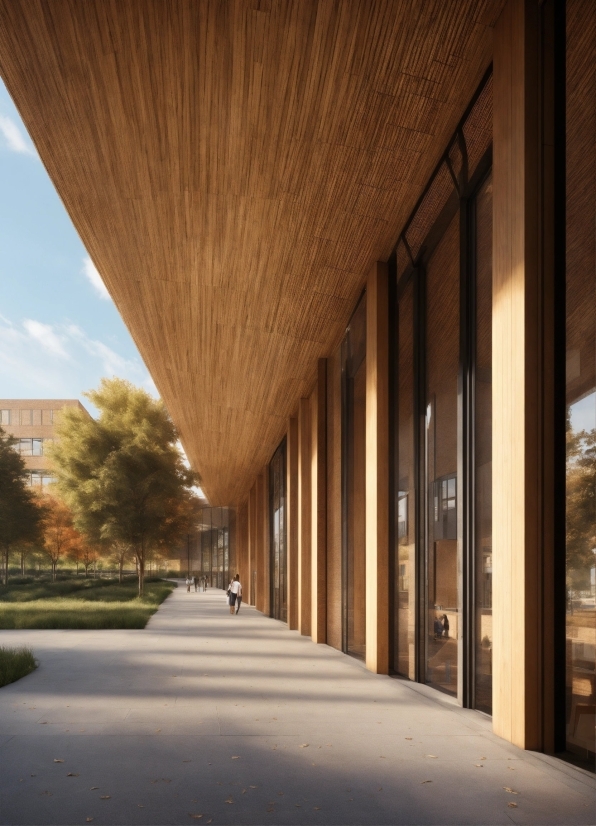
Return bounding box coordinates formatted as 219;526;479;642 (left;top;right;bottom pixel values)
42;495;81;581
50;378;198;594
0;426;44;584
566;418;596;591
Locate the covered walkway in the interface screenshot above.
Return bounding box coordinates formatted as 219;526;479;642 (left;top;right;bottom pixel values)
0;586;593;825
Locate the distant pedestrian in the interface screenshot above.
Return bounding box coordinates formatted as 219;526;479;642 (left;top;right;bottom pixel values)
186;577;191;593
193;576;197;592
442;614;449;638
230;574;242;614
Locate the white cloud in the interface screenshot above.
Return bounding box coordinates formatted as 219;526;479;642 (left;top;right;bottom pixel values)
23;319;70;359
0;115;37;157
0;315;158;402
82;255;111;301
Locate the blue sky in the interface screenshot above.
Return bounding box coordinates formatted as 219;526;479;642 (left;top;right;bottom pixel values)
0;79;156;416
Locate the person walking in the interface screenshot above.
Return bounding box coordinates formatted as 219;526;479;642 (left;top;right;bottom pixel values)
186;576;191;593
230;574;242;614
193;575;197;592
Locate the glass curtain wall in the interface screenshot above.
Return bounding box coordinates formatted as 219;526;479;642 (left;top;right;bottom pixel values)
394;277;416;679
342;294;367;659
565;0;595;764
191;507;231;589
425;211;460;697
270;439;287;622
391;73;493;707
474;173;493;714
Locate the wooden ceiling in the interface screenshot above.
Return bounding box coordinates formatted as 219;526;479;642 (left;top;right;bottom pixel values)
0;0;503;504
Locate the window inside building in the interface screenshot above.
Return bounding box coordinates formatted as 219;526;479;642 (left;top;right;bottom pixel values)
20;409;33;425
270;438;287;622
565;0;595;765
1;410;11;426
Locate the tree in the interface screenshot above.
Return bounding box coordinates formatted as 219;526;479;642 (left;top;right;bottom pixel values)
566;418;596;594
50;378;198;595
68;538;100;578
43;495;81;581
0;426;44;584
109;540;134;583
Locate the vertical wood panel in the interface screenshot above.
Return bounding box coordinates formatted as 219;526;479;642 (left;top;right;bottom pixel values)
286;415;299;630
248;483;257;605
365;262;390;674
493;0;543;749
298;396;312;636
311;359;328;643
256;471;266;614
326;345;343;649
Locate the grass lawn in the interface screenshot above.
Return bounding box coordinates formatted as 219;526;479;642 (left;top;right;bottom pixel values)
0;647;37;687
0;577;176;629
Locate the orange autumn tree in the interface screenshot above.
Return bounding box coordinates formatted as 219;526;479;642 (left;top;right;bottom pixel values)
43;495;82;581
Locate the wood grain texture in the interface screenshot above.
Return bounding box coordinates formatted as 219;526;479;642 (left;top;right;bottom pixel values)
255;471;267;613
365;262;390;674
0;0;502;504
492;0;542;749
310;359;327;643
248;482;257;604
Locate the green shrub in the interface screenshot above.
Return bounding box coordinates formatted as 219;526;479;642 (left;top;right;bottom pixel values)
0;647;37;687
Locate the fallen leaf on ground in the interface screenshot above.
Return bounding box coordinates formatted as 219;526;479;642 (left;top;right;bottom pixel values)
155;729;161;732
295;804;301;807
183;760;191;763
100;795;111;799
231;756;240;759
314;807;321;810
475;764;483;768
90;787;99;790
405;737;412;740
225;798;233;804
138;805;144;808
378;787;383;791
206;820;212;824
508;803;518;808
53;759;64;763
426;755;438;759
189;815;203;819
508;767;515;770
503;787;519;795
421;780;432;784
40;722;47;725
67;772;79;777
379;755;386;759
299;743;309;748
86;819;93;822
480;756;487;760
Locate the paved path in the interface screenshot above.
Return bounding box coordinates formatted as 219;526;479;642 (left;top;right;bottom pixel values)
0;585;594;825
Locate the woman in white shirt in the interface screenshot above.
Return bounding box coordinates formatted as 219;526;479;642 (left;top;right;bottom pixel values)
230;574;242;614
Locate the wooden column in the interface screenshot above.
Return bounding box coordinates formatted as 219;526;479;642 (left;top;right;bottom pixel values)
248;482;257;605
297;396;311;636
236;500;249;594
493;0;546;749
255;471;266;614
311;360;327;643
286;415;299;631
365;261;390;674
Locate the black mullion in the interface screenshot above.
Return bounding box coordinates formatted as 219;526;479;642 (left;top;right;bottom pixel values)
388;252;398;673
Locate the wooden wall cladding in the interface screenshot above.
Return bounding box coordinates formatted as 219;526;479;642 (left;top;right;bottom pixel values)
0;0;503;504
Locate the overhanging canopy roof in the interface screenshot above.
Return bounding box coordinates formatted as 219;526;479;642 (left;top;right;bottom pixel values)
0;0;502;504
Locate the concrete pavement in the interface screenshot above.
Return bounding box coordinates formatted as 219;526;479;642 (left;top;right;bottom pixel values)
0;584;594;825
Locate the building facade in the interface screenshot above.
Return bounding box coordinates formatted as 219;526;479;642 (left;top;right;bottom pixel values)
0;399;90;486
0;0;592;769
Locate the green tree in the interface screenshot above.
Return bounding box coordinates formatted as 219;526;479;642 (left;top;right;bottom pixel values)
50;378;198;595
566;417;596;592
0;426;44;584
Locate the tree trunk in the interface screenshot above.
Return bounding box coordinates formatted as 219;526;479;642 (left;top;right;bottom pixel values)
119;558;123;584
3;545;8;585
52;560;57;582
20;550;25;577
139;557;145;597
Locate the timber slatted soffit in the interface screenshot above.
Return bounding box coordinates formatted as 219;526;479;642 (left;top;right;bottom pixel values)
0;0;503;504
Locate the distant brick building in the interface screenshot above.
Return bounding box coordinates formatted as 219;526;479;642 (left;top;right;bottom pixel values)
0;399;91;486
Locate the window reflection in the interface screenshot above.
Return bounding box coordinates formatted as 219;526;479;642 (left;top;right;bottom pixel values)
565;0;595;764
474;172;493;714
425;212;459;697
270;439;287;622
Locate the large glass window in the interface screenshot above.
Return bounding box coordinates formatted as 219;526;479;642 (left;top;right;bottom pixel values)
474;172;493;714
342;294;367;659
394;278;416;679
565;0;595;764
1;410;11;426
270;439;287;622
425;212;460;697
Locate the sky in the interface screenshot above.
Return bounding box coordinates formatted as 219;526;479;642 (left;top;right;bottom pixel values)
0;79;157;417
